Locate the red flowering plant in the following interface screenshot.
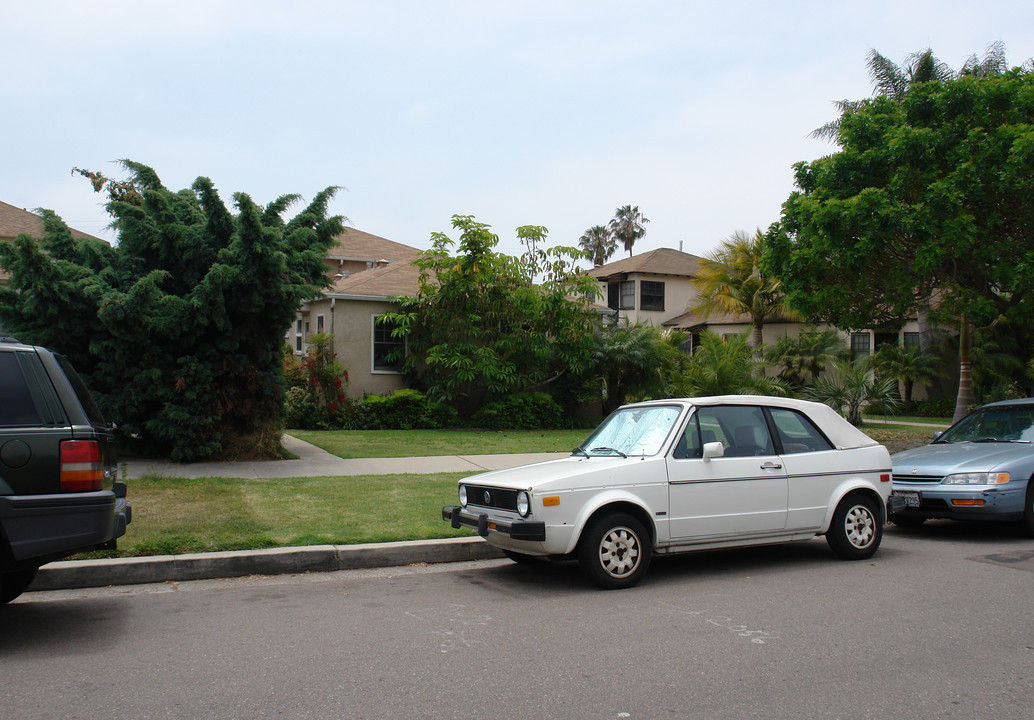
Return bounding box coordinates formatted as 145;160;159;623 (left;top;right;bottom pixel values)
298;333;349;423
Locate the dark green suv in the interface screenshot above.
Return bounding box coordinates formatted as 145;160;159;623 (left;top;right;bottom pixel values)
0;338;130;603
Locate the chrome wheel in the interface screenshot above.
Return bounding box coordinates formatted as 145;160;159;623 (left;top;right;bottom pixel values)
844;503;876;549
598;526;642;579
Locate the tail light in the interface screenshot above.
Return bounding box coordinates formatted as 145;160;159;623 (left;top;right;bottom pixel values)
60;440;103;491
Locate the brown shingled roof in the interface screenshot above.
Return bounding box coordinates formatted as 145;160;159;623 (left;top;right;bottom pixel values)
326;227;421;263
0;200;102;242
587;247;705;281
328;260;421;298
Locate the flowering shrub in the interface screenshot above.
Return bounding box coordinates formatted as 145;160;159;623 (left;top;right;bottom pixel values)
284;334;350;429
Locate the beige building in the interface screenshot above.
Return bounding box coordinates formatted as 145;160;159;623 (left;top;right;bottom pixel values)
291;228;423;397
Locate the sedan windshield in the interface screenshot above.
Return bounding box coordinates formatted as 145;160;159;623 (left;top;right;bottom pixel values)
577;405;682;457
937;405;1034;444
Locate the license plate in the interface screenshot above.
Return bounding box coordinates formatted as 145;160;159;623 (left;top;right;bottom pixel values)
894;490;921;508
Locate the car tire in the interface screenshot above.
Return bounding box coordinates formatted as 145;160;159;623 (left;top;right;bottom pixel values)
1;568;39;605
1020;480;1034;538
502;549;538;564
577;512;651;589
826;494;883;560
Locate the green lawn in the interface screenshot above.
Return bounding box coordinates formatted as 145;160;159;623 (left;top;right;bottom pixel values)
90;471;476;558
288;428;591;458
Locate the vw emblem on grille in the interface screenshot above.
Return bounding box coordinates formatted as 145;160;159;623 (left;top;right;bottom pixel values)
911;468;918;475
484;490;492;504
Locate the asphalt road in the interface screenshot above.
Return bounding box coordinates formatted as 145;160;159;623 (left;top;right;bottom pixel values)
3;523;1033;720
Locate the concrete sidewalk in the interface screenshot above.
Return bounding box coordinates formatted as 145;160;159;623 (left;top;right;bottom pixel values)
31;436;565;593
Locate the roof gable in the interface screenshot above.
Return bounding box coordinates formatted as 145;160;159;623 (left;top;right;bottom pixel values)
588;247;705;281
326;227;421;264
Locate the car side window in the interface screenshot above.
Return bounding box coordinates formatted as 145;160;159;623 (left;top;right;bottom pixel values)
0;353;42;427
673;414;702;459
769;408;833;453
696;406;774;457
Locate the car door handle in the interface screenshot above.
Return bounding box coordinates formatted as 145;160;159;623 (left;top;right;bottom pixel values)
760;461;782;470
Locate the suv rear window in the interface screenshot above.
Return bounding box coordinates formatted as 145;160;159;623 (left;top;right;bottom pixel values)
55;355;106;426
0;352;42;426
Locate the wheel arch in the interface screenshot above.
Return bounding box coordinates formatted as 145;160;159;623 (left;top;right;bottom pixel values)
570;498;657;554
821;482;887;533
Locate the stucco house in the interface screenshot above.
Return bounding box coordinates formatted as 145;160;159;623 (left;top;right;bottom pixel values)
291;227;423;397
587;246;924;361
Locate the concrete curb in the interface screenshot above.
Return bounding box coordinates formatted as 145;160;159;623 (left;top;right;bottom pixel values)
30;537;504;591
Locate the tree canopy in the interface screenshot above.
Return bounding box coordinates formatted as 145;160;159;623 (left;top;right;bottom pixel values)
382;215;601;416
0;161;343;461
766;71;1034;335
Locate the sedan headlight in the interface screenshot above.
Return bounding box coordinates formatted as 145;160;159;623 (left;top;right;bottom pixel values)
941;472;1011;485
516;490;531;518
458;485;467;506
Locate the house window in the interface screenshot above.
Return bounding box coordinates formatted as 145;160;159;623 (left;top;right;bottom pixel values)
295;319;303;353
874;331;897;352
640;281;664;311
619;281;635;310
373;315;405;373
607;282;619;310
904;332;921;348
851;332;871;357
316;315;325;334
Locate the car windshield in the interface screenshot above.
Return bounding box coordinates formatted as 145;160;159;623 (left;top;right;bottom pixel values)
577;405;682;457
936;405;1034;444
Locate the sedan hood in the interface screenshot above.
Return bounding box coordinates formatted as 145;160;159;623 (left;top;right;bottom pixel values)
463;454;649;491
892;442;1032;476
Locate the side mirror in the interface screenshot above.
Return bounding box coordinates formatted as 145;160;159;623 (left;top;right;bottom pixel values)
932;431;943;441
702;441;725;461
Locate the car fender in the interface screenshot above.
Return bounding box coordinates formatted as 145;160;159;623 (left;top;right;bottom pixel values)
821;478;887;532
559;488;660;555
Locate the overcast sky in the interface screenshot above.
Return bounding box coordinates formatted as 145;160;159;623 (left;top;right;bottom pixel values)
3;1;1032;262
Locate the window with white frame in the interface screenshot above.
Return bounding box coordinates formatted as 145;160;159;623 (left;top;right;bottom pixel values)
372;315;405;372
619;280;635;309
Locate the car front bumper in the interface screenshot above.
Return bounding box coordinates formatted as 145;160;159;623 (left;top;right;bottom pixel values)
442;505;546;542
890;482;1026;522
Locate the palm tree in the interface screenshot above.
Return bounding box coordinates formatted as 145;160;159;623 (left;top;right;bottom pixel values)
873;343;943;406
803;357;899;426
578;225;616;267
690;229;801;349
591;319;685;414
609;205;649;257
764;328;847;388
683;331;788;397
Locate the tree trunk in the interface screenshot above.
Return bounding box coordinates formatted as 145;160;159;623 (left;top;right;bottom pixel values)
751;321;764;351
952;314;975;424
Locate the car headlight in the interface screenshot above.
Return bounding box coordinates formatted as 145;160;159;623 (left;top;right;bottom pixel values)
458;485;467;506
941;472;1010;485
516;490;530;518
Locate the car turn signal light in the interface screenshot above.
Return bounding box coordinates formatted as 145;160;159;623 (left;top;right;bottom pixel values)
542;496;560;506
60;440;103;491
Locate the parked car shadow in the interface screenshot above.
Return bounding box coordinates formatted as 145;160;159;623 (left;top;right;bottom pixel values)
0;598;128;654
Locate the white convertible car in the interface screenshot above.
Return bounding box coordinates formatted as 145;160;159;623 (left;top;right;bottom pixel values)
443;396;903;588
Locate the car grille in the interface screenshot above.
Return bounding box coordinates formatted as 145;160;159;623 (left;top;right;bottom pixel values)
892;474;943;484
464;484;519;512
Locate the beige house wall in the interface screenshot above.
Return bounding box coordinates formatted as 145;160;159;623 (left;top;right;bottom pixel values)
293;296;406;398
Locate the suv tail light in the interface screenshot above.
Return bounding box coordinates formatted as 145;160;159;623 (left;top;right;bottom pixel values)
60;440;103;491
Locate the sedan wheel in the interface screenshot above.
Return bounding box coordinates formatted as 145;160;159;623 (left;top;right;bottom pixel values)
826;494;883;560
578;513;651;589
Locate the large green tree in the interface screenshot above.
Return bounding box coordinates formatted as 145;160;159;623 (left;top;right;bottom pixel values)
690;229;800;349
0;161;342;460
383;215;600;416
766;70;1034;421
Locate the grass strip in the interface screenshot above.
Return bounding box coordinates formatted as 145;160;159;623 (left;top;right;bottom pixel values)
287;428;590;459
